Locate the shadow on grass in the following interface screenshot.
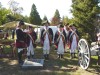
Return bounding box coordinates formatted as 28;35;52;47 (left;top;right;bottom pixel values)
34;46;79;73
0;57;73;75
0;45;100;75
86;56;100;75
0;46;78;75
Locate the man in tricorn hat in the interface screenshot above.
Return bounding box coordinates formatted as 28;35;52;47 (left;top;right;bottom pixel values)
54;24;66;59
69;24;79;59
40;20;53;60
64;23;70;53
15;20;27;65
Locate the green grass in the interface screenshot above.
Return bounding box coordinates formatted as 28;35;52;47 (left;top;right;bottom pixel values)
0;45;100;75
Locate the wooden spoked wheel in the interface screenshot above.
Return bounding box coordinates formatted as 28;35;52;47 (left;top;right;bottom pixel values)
78;39;91;70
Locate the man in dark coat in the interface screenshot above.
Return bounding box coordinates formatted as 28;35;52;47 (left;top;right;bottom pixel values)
68;25;79;59
40;20;53;60
64;23;70;52
15;20;27;65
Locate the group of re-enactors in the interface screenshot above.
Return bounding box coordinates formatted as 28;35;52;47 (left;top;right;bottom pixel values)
15;20;79;65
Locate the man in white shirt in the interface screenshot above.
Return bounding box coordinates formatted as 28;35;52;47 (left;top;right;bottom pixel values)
40;20;53;60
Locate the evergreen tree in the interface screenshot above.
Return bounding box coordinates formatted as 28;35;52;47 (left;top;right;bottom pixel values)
51;9;61;25
42;15;49;25
43;15;48;21
71;0;100;42
30;3;42;25
23;15;30;23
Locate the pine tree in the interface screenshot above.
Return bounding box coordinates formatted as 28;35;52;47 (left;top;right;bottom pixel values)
51;9;61;25
30;3;41;25
41;15;49;25
43;15;48;21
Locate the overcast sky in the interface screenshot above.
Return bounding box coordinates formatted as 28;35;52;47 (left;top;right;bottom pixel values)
0;0;73;20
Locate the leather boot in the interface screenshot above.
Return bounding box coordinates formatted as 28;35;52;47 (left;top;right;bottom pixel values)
74;53;76;58
27;56;30;59
32;55;34;59
44;54;46;60
18;51;23;64
61;54;64;58
70;53;73;59
47;54;49;60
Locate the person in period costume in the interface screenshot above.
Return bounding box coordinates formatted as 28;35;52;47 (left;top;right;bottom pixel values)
40;20;53;60
15;20;28;65
54;24;66;59
24;26;29;33
97;32;100;44
26;26;37;59
96;32;100;50
12;29;15;39
64;23;70;52
4;31;9;39
69;25;79;59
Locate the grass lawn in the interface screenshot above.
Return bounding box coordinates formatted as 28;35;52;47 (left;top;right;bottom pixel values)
0;45;100;75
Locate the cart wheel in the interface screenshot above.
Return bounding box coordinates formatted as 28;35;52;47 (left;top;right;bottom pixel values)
78;39;91;70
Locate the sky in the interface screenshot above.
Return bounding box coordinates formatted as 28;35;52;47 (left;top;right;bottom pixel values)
0;0;73;20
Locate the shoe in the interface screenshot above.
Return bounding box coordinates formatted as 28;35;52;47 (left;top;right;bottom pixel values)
74;56;77;58
32;55;34;59
27;56;30;60
46;54;49;60
18;60;24;66
74;53;76;58
44;55;46;60
70;53;73;59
